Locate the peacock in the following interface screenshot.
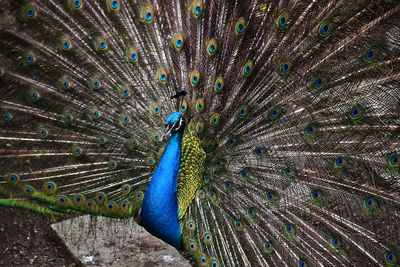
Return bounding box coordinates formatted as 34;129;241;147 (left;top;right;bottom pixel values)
0;0;400;266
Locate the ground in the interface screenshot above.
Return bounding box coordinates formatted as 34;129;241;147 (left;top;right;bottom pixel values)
0;206;77;266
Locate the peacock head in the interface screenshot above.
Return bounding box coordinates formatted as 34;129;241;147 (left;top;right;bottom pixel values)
162;112;185;139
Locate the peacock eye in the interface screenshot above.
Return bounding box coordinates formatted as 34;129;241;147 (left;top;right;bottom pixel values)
277;11;289;29
318;20;334;38
190;70;200;87
237;105;248;119
191;0;203;18
172;33;184;51
242;60;253;76
235;17;246;36
214;76;224;93
207;38;218;56
141;5;154;23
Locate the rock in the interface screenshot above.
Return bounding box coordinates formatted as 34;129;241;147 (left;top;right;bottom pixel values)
51;216;191;267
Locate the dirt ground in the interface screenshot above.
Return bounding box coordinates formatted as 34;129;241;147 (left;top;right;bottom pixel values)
0;206;78;266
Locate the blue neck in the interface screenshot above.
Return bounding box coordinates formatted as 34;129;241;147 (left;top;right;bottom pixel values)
140;131;183;248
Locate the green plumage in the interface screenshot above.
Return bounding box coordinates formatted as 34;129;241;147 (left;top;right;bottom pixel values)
0;0;400;266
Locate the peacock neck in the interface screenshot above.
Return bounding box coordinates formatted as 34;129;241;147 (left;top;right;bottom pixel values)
140;131;183;248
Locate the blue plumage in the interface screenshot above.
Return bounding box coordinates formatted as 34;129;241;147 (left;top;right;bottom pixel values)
141;112;184;248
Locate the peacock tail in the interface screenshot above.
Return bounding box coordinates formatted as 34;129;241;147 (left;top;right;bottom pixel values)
1;0;400;266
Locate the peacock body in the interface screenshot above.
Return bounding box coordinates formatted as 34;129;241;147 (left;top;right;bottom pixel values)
0;0;400;266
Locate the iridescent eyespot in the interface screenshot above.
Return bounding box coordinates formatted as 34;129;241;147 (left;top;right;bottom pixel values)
146;156;156;166
7;173;20;185
85;199;96;211
266;191;280;205
134;191;144;201
215;158;226;169
234;220;244;231
141;5;154;23
120;200;130;211
24;52;36;64
69;0;83;11
209;258;219;267
207;38;218;56
188;121;196;132
88;76;101;90
202;231;213;244
186;220;196;231
105;201;116;213
247;207;257;219
128;137;139;149
237;105;248;119
279;61;292;75
38;127;48;138
43;182;57;194
214;76;224;93
311;190;323;204
330;237;342;249
285;223;296;237
0;66;4;77
28;89;40;103
197;254;207;266
348;104;365;123
57;76;71;92
59;36;72;51
88;108;101;120
157;67;168;84
235;17;246;36
125;47;138;63
318;20;334;38
56;195;70;206
364;198;376;208
209;113;220;126
95;192;107;204
151;103;161;116
195;121;204;134
73;193;85;206
72;145;83;157
119;85;131;98
297;259;308;267
205;140;217;153
277;11;289;29
180;99;188;114
21;4;37;20
313;76;327;90
187;239;198;253
363;48;376;64
384;252;397;265
94;36;108;51
195;99;205;113
172;33;184;51
226;137;236;147
3;112;13;122
284;167;295;180
304;123;318;138
97;135;106;145
191;0;203;18
240;168;250;181
209;190;218;203
23;185;36;196
242;60;253;77
189;70;201;87
108;160;117;170
264;241;274;254
121;184;131;195
106;0;120;11
151;132;160;142
388;153;399;169
119;113;131;125
269;107;281;120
